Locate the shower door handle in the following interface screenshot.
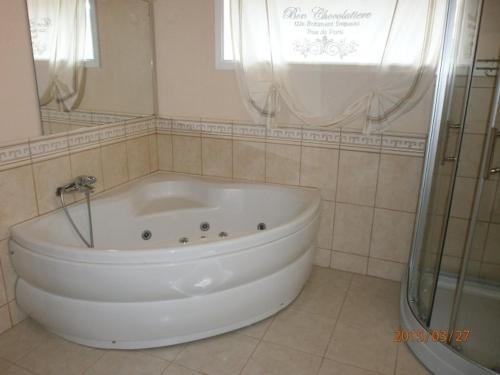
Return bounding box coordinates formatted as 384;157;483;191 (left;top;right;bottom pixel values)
485;129;500;178
441;121;461;164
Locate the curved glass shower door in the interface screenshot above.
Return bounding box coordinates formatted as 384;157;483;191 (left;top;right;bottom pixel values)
407;0;500;373
450;68;500;371
410;0;484;326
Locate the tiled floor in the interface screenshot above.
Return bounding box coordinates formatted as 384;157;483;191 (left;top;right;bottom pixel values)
0;267;430;375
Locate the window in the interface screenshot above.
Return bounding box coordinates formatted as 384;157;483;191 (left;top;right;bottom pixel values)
28;0;100;67
216;0;441;67
215;0;235;69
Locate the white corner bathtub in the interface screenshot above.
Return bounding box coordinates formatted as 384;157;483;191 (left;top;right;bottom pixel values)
9;173;320;349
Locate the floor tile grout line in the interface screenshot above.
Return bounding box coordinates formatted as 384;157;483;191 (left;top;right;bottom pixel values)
75;347;108;375
314;274;355;375
237;316;276;375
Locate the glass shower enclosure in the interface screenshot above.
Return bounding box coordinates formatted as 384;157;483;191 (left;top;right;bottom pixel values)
403;0;500;373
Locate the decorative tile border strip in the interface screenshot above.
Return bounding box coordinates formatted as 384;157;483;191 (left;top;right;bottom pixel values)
171;119;202;135
0;117;155;168
166;117;426;156
381;134;427;156
302;129;341;148
340;131;382;153
29;133;70;162
266;127;302;144
67;127;101;153
156;118;172;134
232;123;266;140
41;108;138;125
0;140;31;171
99;123;126;146
0;115;426;170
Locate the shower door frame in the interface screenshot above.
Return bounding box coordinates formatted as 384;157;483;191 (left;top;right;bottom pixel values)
406;0;479;322
404;0;499;372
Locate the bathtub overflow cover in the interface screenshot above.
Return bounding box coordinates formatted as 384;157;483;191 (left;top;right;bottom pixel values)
257;222;267;231
200;222;210;231
141;230;152;240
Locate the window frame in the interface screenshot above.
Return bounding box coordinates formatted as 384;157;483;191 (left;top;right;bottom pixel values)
84;0;101;68
214;0;235;70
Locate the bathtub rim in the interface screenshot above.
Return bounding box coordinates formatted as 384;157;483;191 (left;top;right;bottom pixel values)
10;172;321;265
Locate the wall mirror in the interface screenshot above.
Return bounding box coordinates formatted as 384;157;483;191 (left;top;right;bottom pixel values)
26;0;156;136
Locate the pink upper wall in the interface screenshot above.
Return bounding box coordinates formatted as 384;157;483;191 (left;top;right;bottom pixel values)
0;0;41;143
153;0;252;123
152;0;434;136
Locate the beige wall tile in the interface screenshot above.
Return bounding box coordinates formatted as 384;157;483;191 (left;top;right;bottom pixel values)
376;155;422;212
318;201;335;249
441;255;462;274
480;263;500;283
300;147;338;201
314;248;332;268
336;151;379;206
8;300;27;325
266;143;300;185
331;251;368;274
367;258;405;282
101;142;128;190
233;141;265;182
492;183;500;223
332;203;373;256
443;218;487;261
450;177;496;220
158;134;173;171
370;209;415;263
457;134;485;178
127;136;150;180
483;223;500;264
0;240;16;302
0;305;11;335
202;138;232;178
173;135;202;175
0;166;38;240
33;156;72;214
149;134;159;172
70;148;104;199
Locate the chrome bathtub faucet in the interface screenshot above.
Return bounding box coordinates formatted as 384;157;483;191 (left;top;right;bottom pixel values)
56;175;97;196
56;175;97;248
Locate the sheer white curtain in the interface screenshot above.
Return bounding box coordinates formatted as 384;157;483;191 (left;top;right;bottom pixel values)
230;0;448;132
28;0;87;111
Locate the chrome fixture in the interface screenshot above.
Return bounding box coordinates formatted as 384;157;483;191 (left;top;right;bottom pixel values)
179;237;189;244
141;230;152;240
219;231;228;238
56;175;96;248
200;222;210;231
257;222;266;231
